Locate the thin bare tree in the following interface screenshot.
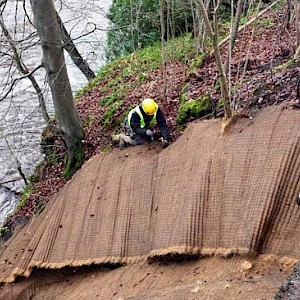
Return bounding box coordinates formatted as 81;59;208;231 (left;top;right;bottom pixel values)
191;0;210;52
293;0;300;58
196;0;233;120
159;0;167;101
224;0;245;75
285;0;292;29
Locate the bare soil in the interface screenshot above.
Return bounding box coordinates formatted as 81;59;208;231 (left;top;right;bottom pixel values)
0;255;294;299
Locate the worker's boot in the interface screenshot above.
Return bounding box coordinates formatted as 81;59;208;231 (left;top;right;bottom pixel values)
111;133;134;149
119;134;125;149
119;134;135;149
111;134;120;144
112;134;126;149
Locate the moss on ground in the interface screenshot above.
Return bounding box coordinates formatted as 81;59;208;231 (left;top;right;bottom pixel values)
274;58;300;73
185;53;206;78
177;95;212;125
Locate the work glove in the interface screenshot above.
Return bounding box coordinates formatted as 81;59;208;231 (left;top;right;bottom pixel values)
145;129;154;138
161;139;169;148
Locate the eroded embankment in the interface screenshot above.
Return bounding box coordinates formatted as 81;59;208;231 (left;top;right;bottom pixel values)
0;105;300;285
0;255;296;300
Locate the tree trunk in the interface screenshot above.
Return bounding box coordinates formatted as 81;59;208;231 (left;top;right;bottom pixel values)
196;0;232;120
285;0;292;29
30;0;85;172
56;11;95;81
159;0;167;101
212;1;279;55
294;0;300;58
224;0;245;75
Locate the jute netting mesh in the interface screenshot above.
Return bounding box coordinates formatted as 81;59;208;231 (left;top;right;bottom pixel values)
0;105;300;284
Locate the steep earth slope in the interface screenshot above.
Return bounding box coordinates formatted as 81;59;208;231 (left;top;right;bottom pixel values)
0;105;300;299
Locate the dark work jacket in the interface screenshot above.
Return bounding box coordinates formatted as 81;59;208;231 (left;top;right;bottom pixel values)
129;105;169;140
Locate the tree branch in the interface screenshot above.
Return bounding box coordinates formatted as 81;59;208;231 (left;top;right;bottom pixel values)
22;0;35;27
0;129;28;186
56;11;95;81
0;64;43;102
211;0;280;55
196;0;232;120
0;0;7;11
0;14;49;122
0;177;22;186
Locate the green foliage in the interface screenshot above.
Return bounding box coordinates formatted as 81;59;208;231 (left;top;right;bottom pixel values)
100;101;124;128
15;184;34;212
177;95;212;125
40;123;61;165
62;164;71;179
131;45;162;70
106;0;193;61
28;163;43;184
254;17;274;29
106;0;160;61
77;34;197;98
274;58;300;72
190;53;206;69
186;52;206;77
100;91;118;107
28;173;39;183
118;103;136;126
63;144;85;179
45;152;60;165
165;34;197;62
0;226;9;235
102;145;111;153
75;76;99;98
214;80;221;92
216;99;223;110
0;183;34;239
3;162;44;223
99;86;128;107
137;72;148;83
84;115;95;127
74;146;85;169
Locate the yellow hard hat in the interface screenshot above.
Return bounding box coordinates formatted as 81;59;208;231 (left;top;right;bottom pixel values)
141;98;158;115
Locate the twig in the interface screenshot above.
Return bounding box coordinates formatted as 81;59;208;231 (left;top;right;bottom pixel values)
210;0;281;56
0;64;43;102
0;0;7;11
0;177;22;185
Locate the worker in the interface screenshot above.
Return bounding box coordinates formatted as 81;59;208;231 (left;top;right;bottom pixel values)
112;98;169;149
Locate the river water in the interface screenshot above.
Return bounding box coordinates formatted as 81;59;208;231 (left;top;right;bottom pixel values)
0;0;112;224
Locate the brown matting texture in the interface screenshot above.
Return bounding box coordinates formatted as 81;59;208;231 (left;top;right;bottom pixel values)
0;105;300;283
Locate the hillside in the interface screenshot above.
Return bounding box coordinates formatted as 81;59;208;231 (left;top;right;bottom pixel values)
1;3;300;299
0;105;300;299
2;4;299;232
